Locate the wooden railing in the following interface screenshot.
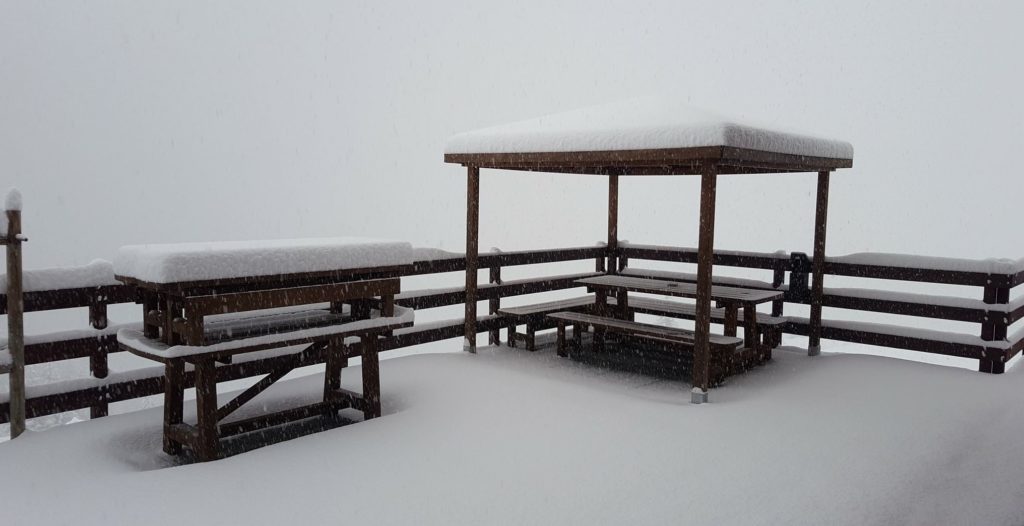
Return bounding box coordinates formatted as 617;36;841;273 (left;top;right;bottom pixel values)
3;241;1022;429
0;246;606;426
618;243;1024;373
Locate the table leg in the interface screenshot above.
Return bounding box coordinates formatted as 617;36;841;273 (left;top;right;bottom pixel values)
143;292;160;339
556;321;567;357
594;289;606;352
743;303;759;354
194;358;219;462
361;335;382;420
724;305;738;338
162;359;185;455
507;320;517;348
323;340;343;415
617;290;630;320
351;299;372;320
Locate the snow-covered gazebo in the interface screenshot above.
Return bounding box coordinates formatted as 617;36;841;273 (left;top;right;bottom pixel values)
445;97;853;403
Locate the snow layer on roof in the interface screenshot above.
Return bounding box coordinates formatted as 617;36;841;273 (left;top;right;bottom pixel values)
114;237;413;283
445;97;854;159
0;259;120;294
829;252;1024;275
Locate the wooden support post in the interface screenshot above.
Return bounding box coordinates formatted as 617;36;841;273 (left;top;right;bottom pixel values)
607;174;619;274
488;252;502;346
5;208;26;438
980;284;1010;373
162;359;185;455
142;292;160;339
594;289;607;353
723;305;738;337
194;358;219;461
323;342;343;407
771;264;786;317
556;321;567;357
361;335;382;419
743;303;759;357
88;297;109;418
464;166;480;353
808;171;831;356
692;164;717;404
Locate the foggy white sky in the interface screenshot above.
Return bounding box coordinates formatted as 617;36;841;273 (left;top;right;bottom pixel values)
2;1;1022;269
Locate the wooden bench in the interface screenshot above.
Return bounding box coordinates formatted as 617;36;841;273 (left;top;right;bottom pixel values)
498;294;785;357
119;306;412;462
548;311;743;382
498;296;597;351
627;296;786;360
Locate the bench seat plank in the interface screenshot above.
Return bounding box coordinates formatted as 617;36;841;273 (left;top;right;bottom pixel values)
498;296;596;318
118;306;414;363
548;311;742;349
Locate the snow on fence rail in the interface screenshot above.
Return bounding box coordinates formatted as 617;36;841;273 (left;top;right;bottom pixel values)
619;243;1024;373
2;240;1024;427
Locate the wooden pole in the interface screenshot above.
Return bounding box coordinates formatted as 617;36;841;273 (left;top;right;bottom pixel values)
692;164;717;404
607;174;619;274
6;208;26;437
464;166;480;353
488;249;502;346
808;170;831;356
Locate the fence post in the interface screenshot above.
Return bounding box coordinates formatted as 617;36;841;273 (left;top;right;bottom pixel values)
88;293;110;419
5;190;26;438
787;252;811;303
979;282;1010;373
488;248;502;346
771;258;788;317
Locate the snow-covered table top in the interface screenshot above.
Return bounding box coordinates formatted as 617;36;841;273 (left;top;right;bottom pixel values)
445;96;853;160
114;237;414;285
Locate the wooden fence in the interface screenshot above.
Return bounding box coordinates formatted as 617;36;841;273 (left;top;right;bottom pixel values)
2;241;1022;427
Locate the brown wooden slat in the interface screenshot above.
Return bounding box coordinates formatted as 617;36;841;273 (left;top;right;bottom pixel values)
218;401;340;438
784;319;990;360
547;311;742;349
405;246;606;276
395;272;602;310
578;275;783;303
0;285;135;315
186;278;400;317
621;244;790;270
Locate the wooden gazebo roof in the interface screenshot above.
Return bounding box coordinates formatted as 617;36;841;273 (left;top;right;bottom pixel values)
444;97;853;175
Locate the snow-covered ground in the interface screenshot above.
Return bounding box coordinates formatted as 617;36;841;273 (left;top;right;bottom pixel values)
0;341;1021;526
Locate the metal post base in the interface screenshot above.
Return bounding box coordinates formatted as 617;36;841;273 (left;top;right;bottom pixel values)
691;388;708;404
808;345;821;357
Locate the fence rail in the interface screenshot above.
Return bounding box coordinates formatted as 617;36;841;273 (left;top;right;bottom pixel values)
3;239;1023;428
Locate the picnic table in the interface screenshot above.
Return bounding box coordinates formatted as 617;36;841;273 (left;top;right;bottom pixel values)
575;274;783;352
114;237;415;461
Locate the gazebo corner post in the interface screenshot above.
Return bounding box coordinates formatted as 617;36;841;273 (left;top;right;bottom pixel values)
464;165;480;353
607;173;619;274
808;170;832;357
5;205;26;438
692;163;718;404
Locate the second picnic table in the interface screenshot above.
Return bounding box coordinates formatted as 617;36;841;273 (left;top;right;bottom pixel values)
114;237;415;461
575;274;783;356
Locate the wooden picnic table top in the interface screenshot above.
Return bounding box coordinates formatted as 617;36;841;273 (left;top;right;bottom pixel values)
576;274;783;304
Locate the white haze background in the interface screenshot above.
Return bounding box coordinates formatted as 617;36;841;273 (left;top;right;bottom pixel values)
2;1;1022;271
